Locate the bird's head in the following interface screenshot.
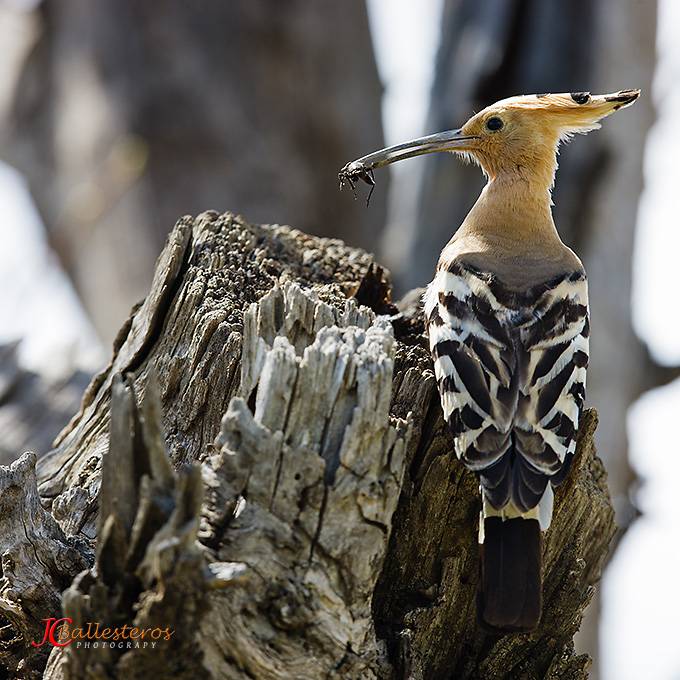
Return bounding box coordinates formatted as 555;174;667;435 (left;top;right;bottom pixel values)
340;89;640;192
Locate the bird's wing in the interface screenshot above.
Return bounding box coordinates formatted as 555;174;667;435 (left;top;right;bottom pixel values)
514;273;589;496
424;263;589;515
424;264;518;470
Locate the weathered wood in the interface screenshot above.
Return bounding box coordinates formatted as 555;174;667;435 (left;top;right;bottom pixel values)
44;374;209;679
0;212;615;678
194;283;408;678
36;212;375;539
0;453;90;678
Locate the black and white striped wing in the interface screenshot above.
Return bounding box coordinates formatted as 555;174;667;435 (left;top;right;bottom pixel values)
424;266;517;469
516;274;589;498
424;264;589;521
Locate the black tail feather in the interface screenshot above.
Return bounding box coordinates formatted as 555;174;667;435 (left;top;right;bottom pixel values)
479;517;542;632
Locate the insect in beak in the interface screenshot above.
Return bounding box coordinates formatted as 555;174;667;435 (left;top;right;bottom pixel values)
338;166;376;206
339;128;476;206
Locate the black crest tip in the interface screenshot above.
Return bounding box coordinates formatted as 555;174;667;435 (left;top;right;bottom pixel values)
570;92;591;105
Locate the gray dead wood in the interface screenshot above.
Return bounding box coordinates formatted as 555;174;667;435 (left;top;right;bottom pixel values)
43;374;208;679
0;453;90;678
0;212;614;679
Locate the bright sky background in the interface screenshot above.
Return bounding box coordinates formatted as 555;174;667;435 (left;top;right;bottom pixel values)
366;0;443;147
0;1;678;677
632;0;680;366
0;162;103;375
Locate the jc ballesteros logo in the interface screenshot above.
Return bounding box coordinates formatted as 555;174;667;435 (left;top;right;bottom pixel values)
32;617;174;649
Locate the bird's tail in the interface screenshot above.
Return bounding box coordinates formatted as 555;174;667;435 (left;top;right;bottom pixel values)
478;516;542;632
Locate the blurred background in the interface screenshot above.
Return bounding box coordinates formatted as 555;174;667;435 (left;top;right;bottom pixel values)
0;0;677;677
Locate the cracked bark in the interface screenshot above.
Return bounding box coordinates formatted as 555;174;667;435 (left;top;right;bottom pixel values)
0;212;614;679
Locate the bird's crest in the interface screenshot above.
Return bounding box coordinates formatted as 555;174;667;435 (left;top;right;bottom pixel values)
484;89;640;138
339;89;641;198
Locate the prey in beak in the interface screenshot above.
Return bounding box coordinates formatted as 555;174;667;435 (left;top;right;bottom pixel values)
339;129;477;205
339;89;640;202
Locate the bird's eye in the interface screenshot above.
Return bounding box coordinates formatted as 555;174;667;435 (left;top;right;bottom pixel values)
486;117;503;131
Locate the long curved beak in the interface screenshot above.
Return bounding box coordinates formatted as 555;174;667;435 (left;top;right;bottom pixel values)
339;128;475;181
338;128;477;204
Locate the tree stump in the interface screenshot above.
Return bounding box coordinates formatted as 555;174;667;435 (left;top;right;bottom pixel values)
0;212;615;679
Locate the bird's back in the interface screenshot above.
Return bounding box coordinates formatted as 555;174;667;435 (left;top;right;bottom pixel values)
424;243;589;519
424;244;589;630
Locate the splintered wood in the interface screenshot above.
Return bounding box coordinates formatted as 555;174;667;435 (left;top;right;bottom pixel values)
201;283;409;678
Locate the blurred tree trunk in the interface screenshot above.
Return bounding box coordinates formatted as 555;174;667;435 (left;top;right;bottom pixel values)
0;343;90;466
383;2;657;673
0;0;386;344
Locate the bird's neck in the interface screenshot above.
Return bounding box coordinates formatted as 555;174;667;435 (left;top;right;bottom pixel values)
458;170;561;249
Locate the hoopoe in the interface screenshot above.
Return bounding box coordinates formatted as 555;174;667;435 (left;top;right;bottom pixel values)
339;89;639;631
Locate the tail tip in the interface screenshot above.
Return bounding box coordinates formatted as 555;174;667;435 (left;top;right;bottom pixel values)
479;516;542;632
